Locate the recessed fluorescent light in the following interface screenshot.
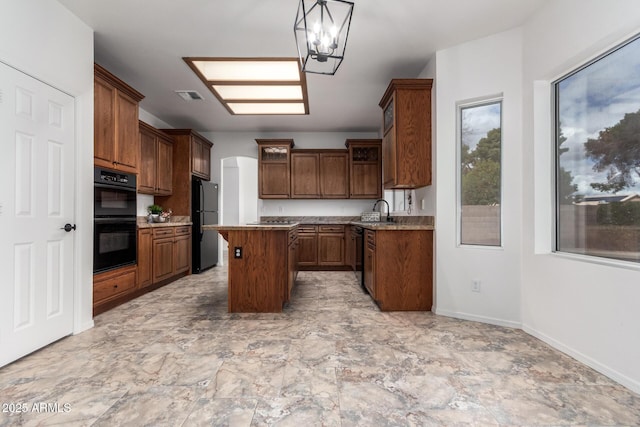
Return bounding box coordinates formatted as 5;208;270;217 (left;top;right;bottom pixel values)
212;85;303;100
227;103;307;115
184;57;309;115
193;60;301;81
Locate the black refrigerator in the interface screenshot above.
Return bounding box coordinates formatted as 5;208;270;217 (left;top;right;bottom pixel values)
192;178;219;273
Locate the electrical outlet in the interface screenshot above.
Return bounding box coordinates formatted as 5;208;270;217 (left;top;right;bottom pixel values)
471;279;481;292
278;206;283;213
234;247;242;259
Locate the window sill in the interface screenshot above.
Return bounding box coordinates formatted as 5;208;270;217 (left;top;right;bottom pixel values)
551;251;640;272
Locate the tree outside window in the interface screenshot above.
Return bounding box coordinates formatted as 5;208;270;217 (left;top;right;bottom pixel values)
555;34;640;263
459;101;502;246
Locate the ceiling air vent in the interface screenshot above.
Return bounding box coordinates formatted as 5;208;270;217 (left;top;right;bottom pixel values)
175;90;204;101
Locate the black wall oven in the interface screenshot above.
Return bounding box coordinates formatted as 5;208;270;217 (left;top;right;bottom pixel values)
94;167;137;273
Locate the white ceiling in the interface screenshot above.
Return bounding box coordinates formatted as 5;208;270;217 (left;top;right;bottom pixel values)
58;0;548;133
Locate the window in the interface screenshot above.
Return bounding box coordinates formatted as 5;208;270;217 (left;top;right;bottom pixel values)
555;34;640;264
459;99;502;246
384;189;406;213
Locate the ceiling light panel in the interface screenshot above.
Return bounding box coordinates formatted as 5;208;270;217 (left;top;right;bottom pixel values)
193;60;301;81
227;103;307;115
213;85;303;100
184;57;309;115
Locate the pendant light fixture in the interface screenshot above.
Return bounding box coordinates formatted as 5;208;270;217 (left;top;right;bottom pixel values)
294;0;354;75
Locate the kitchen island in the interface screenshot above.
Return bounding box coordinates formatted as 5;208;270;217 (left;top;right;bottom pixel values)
205;216;435;313
203;223;298;313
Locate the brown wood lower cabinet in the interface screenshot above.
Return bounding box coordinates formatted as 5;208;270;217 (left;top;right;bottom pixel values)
297;225;318;266
153;230;175;283
174;228;192;274
317;225;345;266
297;224;348;270
362;228;433;311
286;228;298;303
93;265;137;312
151;226;192;284
138;228;153;288
222;229;291;312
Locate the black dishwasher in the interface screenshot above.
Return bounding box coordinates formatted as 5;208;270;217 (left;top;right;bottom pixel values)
352;226;365;290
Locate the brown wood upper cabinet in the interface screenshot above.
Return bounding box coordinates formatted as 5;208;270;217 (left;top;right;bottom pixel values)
291;150;349;199
94;63;145;173
256;139;294;199
320;152;349;198
156;129;214;217
191;135;212;181
138;121;173;195
291;152;319;198
257;139;379;200
379;79;432;189
346;139;382;199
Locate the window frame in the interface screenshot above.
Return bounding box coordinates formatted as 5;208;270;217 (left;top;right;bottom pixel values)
456;95;504;248
551;32;640;266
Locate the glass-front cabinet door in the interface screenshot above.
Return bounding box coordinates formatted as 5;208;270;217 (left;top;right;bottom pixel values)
256;139;294;199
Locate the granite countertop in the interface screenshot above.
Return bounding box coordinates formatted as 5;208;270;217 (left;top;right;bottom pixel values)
137;216;192;228
203;223;298;231
282;217;356;225
260;215;435;230
199;216;434;231
350;221;434;231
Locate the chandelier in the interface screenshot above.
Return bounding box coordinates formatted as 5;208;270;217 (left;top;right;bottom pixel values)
294;0;354;75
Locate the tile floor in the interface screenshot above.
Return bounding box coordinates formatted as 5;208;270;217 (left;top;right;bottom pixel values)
1;266;640;426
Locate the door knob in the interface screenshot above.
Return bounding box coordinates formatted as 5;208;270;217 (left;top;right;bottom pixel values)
61;223;76;232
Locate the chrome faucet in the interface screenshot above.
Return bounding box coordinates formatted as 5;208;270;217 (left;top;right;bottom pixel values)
373;199;391;222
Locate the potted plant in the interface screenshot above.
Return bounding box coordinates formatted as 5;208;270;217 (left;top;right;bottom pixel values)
160;208;172;223
147;204;163;222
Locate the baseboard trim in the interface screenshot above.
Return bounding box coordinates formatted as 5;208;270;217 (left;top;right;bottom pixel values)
432;307;640;394
433;307;521;329
73;320;94;335
523;325;640;395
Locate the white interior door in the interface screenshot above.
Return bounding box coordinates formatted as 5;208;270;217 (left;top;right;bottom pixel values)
0;61;75;367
